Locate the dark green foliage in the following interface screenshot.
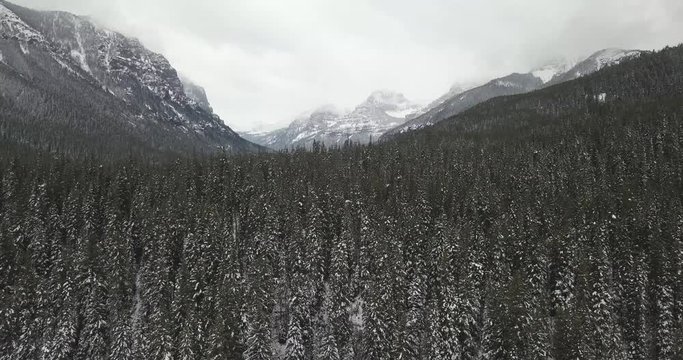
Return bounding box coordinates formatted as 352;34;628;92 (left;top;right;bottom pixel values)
0;45;682;359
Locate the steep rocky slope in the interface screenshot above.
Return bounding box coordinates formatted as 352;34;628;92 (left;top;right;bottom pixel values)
0;1;263;158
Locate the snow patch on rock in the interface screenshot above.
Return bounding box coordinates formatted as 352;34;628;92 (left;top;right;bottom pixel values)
532;59;577;83
532;68;557;83
386;108;419;119
496;80;517;88
70;18;92;74
0;4;45;43
593;49;641;70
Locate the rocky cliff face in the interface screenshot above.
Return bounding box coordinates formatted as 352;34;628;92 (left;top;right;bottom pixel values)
0;1;263;156
180;75;213;113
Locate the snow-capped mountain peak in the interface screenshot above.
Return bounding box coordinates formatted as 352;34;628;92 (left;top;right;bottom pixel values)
549;48;642;83
531;58;578;84
365;90;410;106
241;90;423;149
382;47;642;139
356;90;422;119
589;48;641;71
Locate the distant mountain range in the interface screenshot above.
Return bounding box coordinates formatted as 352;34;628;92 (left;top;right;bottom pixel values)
0;1;648;156
242;90;422;149
381;48;642;139
243;48;641;149
0;1;262;157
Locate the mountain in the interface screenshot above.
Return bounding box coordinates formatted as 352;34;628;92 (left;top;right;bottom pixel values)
546;48;642;85
243;90;422;149
381;49;641;139
180;75;213;113
0;1;263;158
3;42;681;360
407;82;480;120
383;73;544;137
402;46;680;142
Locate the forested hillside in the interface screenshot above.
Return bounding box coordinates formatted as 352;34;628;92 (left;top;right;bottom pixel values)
0;45;682;359
380;48;641;139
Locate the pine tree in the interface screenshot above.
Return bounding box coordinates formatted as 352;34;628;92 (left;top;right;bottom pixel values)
285;309;305;360
77;271;109;360
315;293;341;360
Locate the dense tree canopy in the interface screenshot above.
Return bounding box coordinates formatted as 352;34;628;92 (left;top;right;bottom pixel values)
0;46;682;359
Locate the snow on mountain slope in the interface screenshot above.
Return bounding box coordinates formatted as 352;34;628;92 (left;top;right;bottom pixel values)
382;72;544;137
594;49;640;69
408;82;479;120
180;75;214;113
548;48;641;85
382;48;641;139
242;90;422;149
14;7;201;118
0;2;45;43
0;1;263;154
531;58;578;84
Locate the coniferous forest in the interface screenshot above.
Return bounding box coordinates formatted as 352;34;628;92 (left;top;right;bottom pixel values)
1;44;683;359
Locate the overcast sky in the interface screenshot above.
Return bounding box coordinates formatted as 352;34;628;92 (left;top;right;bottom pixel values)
12;0;683;131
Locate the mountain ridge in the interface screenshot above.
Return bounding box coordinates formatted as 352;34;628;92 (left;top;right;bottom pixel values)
0;1;264;158
242;89;422;149
380;48;643;139
402;45;681;141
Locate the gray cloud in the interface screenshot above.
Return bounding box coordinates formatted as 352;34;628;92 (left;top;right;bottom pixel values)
11;0;683;131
